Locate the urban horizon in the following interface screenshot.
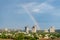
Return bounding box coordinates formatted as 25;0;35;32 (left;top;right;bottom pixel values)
0;0;60;40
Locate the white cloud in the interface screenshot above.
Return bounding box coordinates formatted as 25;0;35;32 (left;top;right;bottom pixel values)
22;2;54;13
33;3;54;13
21;1;60;16
32;9;40;13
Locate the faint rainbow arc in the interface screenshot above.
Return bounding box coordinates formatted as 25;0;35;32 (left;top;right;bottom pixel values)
22;6;40;30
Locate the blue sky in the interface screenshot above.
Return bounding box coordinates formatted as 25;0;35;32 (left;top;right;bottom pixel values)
0;0;60;30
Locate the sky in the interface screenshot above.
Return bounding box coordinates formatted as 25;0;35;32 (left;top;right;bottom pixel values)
0;0;60;30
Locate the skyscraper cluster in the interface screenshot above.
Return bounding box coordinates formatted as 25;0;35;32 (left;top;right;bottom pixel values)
25;25;55;33
25;25;37;33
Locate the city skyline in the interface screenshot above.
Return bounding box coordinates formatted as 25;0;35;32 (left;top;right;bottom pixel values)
0;0;60;29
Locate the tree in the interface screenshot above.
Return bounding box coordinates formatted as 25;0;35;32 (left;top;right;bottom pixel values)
14;33;25;40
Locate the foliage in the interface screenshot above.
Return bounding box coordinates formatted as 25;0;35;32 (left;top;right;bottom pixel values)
0;31;60;40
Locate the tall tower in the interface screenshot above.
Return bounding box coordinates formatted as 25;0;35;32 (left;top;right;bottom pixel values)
49;26;55;32
25;26;29;34
32;25;36;33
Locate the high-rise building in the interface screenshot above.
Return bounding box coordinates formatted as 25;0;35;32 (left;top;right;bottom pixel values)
25;26;29;33
49;26;55;32
32;25;36;33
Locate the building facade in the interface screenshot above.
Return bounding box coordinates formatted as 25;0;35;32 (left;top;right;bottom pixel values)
32;25;36;33
25;26;29;33
49;26;55;32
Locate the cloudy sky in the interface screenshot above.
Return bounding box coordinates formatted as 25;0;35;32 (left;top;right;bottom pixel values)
0;0;60;30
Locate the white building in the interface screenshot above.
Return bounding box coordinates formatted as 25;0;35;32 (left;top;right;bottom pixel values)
44;29;48;32
5;28;8;31
25;26;29;34
49;26;55;32
32;25;36;33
